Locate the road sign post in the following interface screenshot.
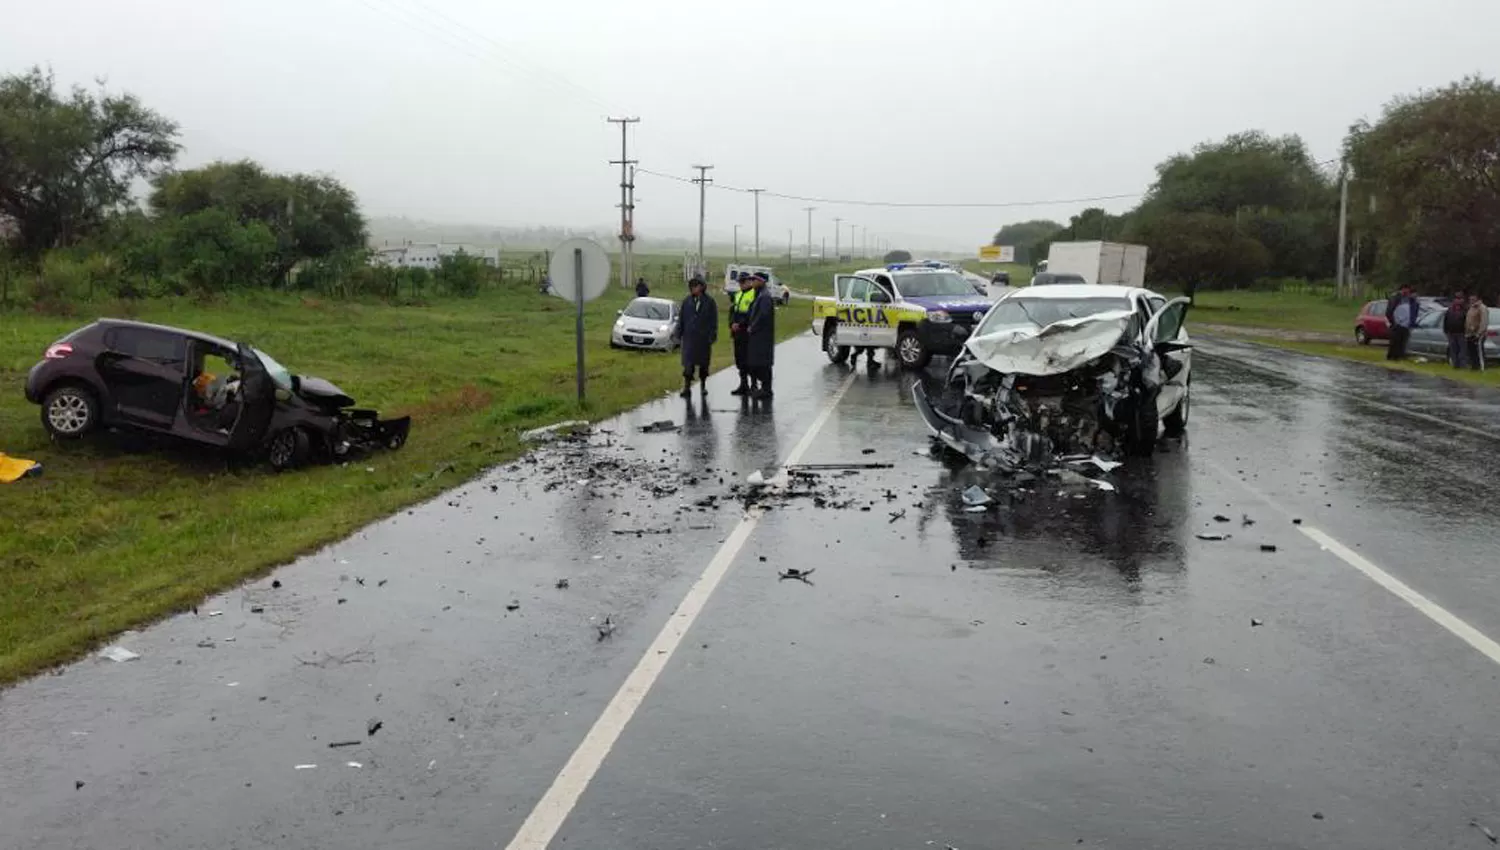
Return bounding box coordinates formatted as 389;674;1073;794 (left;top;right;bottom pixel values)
547;238;611;405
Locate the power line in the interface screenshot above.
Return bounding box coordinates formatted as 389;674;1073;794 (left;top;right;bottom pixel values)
635;167;1141;209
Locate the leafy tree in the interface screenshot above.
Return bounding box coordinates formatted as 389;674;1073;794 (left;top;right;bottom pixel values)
150;160;366;286
882;248;913;264
1344;75;1500;298
0;67;178;258
436;250;485;297
1128;212;1270;299
159;208;278;295
1030;208;1132;266
991;220;1062;264
1149;131;1331;216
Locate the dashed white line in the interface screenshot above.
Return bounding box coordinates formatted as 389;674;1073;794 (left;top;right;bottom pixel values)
503;369;860;850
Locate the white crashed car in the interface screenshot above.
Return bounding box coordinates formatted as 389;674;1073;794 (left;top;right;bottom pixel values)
913;284;1191;471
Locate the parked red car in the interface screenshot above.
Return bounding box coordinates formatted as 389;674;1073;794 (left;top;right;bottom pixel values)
1353;296;1449;344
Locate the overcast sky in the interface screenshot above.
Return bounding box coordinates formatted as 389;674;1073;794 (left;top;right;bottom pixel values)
6;0;1498;252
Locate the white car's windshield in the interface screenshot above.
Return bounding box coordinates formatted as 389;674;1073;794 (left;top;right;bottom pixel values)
624;300;672;320
894;271;980;298
976;296;1131;334
252;347;294;391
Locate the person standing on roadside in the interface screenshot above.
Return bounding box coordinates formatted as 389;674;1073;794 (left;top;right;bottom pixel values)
676;277;718;398
1465;292;1490;371
635;277;650;298
744;272;777;400
1386;284;1420;360
1443;289;1469;367
728;274;757;395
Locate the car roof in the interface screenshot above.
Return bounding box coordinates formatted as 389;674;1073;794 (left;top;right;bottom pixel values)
91;318;240;350
1006;284;1149;300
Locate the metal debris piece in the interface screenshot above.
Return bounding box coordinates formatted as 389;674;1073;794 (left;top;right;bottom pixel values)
328;740;362;749
861;448;877;455
1203;657;1216;665
1213;514;1231;523
746;470;767;485
377;579;387;587
963;505;989;513
346;761;363;769
778;568;815;583
786;462;894;471
366;718;383;736
294;764;318;770
1196;532;1230;541
521;420;589;443
888;509;907;523
506;601;520;612
1083;455;1123;473
1292;517;1303;525
207;610;224;617
961;485;993;507
99;646;140;663
1312;812;1324;820
596;616;616;641
249;606;265;614
272;580;282;589
75;780;85;790
610;528;672;536
196;639;215;649
1242;514;1256;526
1260;544;1277;552
1471;820;1498;843
1251;618;1264;627
555;578;570;589
639;420;679;433
1089;478;1116;492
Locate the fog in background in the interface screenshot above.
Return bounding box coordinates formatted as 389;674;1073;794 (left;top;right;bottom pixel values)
5;0;1499;252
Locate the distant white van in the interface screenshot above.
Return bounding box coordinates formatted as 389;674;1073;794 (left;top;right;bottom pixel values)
723;264;790;304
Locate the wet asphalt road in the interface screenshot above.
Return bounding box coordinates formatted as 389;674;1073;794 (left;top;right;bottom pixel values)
4;331;1500;849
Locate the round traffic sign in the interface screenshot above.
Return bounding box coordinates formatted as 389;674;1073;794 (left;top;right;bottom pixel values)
547;238;611;304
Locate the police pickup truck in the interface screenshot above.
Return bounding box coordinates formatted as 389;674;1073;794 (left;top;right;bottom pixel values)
810;262;993;369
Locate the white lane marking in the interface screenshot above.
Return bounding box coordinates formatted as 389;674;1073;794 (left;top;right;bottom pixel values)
1201;458;1500;668
504;370;860;850
1196;343;1500;441
1298;526;1500;666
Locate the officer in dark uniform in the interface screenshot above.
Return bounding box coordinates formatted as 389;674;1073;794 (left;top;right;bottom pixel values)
728;273;757;395
744;272;777;399
635;277;650;298
676;277;718;397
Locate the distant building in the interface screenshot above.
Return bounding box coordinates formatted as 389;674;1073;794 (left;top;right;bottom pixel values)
370;242;497;269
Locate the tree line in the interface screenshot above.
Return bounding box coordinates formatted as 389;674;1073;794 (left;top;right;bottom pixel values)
992;76;1500;300
0;67;496;307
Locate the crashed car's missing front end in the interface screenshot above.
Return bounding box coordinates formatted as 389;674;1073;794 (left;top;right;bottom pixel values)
915;294;1190;472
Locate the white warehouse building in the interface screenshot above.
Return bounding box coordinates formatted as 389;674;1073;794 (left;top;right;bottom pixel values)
371;243;498;269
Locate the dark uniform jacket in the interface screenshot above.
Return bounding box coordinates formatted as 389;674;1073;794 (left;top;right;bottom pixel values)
745;288;777;369
676;293;718;367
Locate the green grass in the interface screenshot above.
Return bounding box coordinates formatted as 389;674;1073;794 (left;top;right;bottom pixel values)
1183;289;1365;337
1239;337;1500;387
0;284;810;683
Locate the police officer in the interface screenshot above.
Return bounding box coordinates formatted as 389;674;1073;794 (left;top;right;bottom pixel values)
676;277;718;397
728;273;757;395
635;277;650;298
744;272;777;399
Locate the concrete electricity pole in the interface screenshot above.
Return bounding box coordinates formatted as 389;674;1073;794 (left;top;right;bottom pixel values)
803;207;815;267
833;217;842;262
691;164;714;280
607;117;639;289
1336;167;1349;298
749;188;764;260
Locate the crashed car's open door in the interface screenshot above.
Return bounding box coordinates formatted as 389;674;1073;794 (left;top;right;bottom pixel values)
1145;296;1192;420
228;343;276;453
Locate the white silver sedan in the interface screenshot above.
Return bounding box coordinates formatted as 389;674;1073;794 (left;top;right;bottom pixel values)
611;297;681;351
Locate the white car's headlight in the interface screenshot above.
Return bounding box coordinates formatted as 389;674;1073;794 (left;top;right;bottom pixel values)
615;319;625;327
657;324;671;333
927;310;952;324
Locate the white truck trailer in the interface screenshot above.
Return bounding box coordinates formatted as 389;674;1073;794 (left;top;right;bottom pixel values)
1045;241;1148;286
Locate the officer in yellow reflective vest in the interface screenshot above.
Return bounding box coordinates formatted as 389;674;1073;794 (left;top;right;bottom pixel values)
728;273;758;395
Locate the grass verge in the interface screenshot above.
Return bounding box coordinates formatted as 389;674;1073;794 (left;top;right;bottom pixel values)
0;285;810;683
1238;336;1500;388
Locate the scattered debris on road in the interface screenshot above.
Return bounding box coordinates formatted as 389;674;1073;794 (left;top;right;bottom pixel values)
1251;618;1264;627
888;509;906;523
778;568;815;584
611;528;673;536
366;718;383;736
555;578;570;589
272;580;282;589
294;764;317;770
1260;544;1278;552
346;761;363;769
786;462;894;471
638;420;679;434
1471;820;1498;843
74;780;84;790
506;601;521;612
1203;657;1216;665
1196;532;1231;541
961;485;993;508
327;740;361;749
1312;812;1324;820
1242;514;1256;526
1213;514;1231;523
521;420;589;443
746;470;767;485
99;646;140;663
596;616;616;641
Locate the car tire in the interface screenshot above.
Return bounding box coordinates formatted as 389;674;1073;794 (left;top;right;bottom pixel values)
1355;327;1370;345
267;428;310;471
41;384;100;440
1121;389;1161;457
896;328;932;370
1163;384;1190;436
823;324;850;364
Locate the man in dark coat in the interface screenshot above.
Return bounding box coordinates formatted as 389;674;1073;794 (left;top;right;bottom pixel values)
728;273;757;395
676;277;718;397
635;277;650;298
744;272;777;399
1443;289;1469;367
1385;284;1420;361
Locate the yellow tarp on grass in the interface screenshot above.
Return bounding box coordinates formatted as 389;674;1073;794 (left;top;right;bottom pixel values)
0;453;41;483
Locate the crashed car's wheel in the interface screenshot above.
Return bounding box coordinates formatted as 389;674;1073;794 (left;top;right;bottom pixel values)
896;329;932;370
267;428;310;471
41;384;100;439
1355;326;1370;345
1163;384;1190;436
1120;391;1161;457
823;325;850;364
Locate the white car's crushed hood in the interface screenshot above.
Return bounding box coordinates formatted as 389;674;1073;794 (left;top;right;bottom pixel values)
961;310;1135;377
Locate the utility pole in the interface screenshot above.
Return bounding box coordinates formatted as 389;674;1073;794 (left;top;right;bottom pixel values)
749;188;764;261
691;164;714;280
851;225;861;259
803;207;815;267
821;236;826;263
1336;167;1349;298
787;229;793;267
833;217;842;262
607;117;639;289
733;225;741;263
